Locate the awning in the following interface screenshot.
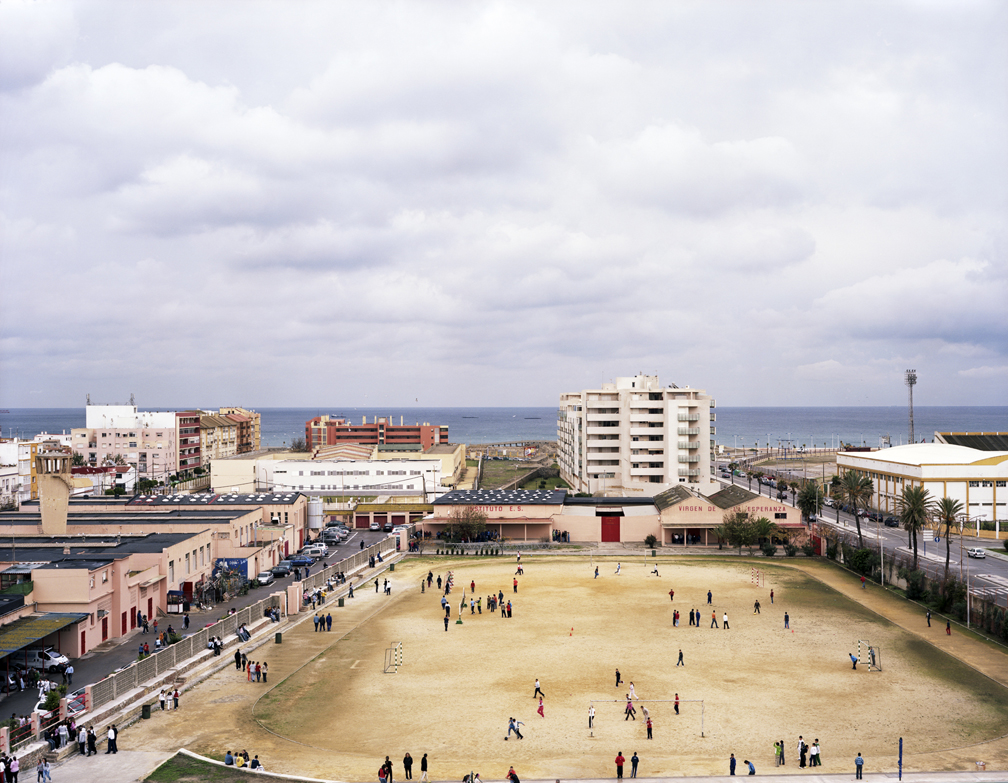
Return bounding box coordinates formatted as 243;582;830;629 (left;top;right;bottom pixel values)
141;574;166;588
0;612;90;657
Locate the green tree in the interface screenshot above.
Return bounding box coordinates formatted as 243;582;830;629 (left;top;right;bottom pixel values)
746;471;754;491
751;515;778;544
796;480;824;521
112;453;127;466
840;470;873;548
444;506;487;543
727;462;738;485
290;437;307;452
753;471;764;496
71;451;85;467
899;484;933;572
935;496;964;578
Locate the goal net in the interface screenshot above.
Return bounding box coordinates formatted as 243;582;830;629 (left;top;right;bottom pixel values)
858;639;881;672
384;641;403;673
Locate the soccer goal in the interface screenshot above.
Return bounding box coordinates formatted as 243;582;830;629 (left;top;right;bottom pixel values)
384;641;403;673
751;568;763;588
858;639;881;672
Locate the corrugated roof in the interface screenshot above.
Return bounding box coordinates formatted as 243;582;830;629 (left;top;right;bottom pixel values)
707;485;759;510
0;613;89;656
935;432;1008;451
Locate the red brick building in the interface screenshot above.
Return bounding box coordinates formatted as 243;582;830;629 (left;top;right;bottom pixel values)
306;415;448;450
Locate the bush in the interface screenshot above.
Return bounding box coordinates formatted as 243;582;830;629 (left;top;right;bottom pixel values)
1004;538;1008;553
644;534;658;548
826;539;839;560
847;547;876;576
784;542;798;557
761;542;777;557
801;541;816;557
903;569;928;601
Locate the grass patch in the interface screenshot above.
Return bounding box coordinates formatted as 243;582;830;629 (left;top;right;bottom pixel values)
520;475;568;490
146;753;302;783
478;459;532;489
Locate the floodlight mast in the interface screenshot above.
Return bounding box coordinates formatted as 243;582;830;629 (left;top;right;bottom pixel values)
905;370;917;443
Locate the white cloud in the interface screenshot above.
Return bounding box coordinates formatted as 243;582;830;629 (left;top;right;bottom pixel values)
0;1;1005;407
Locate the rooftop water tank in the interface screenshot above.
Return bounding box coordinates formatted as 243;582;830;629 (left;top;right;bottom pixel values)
308;497;324;529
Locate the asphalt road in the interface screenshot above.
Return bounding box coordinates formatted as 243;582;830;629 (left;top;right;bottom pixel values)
0;527;392;718
714;467;1008;599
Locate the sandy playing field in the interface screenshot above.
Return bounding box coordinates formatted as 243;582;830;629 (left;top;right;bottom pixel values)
125;555;1008;780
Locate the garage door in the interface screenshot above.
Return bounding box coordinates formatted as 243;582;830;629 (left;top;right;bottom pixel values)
601;516;621;542
356;515;370;529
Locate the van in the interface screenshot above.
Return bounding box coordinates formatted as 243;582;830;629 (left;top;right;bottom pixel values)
303;543;328;558
26;647;70;673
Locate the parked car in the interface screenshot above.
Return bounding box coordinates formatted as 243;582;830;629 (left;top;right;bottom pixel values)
884;517;900;528
303;543;328;558
289;555;315;567
966;547;987;559
26;647;70;673
256;570;275;586
271;562;293;577
66;687;87;716
824;498;834;507
383;521;394;532
369;522;380;531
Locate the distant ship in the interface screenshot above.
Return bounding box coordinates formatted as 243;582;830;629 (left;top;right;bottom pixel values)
524;417;541;420
462;416;478;419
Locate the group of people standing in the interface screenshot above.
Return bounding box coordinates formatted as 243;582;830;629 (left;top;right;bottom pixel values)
233;649;268;683
378;752;427;783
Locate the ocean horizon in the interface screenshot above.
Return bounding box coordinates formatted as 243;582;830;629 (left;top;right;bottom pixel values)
1;405;1005;450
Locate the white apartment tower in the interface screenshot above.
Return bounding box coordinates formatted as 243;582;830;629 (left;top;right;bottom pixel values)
557;374;717;496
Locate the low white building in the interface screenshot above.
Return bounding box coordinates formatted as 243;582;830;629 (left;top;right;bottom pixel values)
837;443;1008;531
213;454;444;500
0;463;17;507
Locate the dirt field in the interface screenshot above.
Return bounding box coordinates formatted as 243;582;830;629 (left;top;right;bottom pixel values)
128;556;1008;780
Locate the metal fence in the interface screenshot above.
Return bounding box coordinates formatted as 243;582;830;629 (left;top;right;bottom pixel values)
87;537;394;713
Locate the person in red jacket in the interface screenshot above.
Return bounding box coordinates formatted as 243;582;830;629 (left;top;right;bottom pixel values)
615;752;626;779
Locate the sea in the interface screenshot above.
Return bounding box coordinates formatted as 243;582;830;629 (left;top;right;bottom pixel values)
1;406;1005;450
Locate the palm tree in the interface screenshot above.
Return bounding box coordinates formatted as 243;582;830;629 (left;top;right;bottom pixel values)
746;471;754;491
899;484;933;571
840;470;874;548
728;462;738;485
753;471;764;496
751;515;778;546
935;496;964;577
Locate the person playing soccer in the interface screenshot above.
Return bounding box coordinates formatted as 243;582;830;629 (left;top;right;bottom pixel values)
537;697;545;718
534;679;544;699
615;562;621;575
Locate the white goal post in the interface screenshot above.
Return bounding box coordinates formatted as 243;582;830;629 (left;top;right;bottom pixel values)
384;641;403;673
858;639;881;672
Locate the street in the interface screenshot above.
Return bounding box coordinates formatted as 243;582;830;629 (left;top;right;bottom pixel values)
0;527;392;717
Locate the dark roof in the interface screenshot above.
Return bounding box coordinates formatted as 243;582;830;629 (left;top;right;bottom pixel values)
653;485;694;511
129;492;303;507
936;432;1008;451
0;532;203;567
707;485;759;509
434;489;567;506
0;613;90;656
563;496;656;506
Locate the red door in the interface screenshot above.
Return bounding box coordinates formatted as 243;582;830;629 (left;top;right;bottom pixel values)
356;515;370;529
601;516;621;542
148;597;153;620
121;612;127;635
101;617;108;641
81;631;86;655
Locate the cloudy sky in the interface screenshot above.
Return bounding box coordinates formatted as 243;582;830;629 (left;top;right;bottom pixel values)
1;1;1005;408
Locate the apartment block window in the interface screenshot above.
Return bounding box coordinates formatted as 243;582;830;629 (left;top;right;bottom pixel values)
185;553;190;574
169;561;174;584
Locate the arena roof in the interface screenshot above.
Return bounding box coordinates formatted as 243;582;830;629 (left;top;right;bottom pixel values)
841;443;1008;467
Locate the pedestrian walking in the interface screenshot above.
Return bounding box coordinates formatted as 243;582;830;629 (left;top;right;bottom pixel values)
861;575;866;589
615;668;622;687
595;566;599;579
589;704;595;728
946;619;951;635
711;611;718;628
420;754;428;783
676;648;684;667
615;752;625;779
534;679;544;699
624;696;636;721
615;562;621;575
669;589;674;602
770;589;774;604
927;609;931;627
235;649;242;670
855;752;864;779
674;693;679;715
630;752;639;777
537;697;545;718
65;664;74;685
159;690;166;711
326;613;332;631
723;612;729;630
262;662;268;683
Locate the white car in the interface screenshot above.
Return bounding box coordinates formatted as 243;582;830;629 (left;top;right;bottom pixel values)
824;498;834;507
369;522;380;531
966;547;986;559
257;570;275;586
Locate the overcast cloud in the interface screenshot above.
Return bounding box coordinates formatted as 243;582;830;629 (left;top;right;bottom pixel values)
1;1;1005;407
